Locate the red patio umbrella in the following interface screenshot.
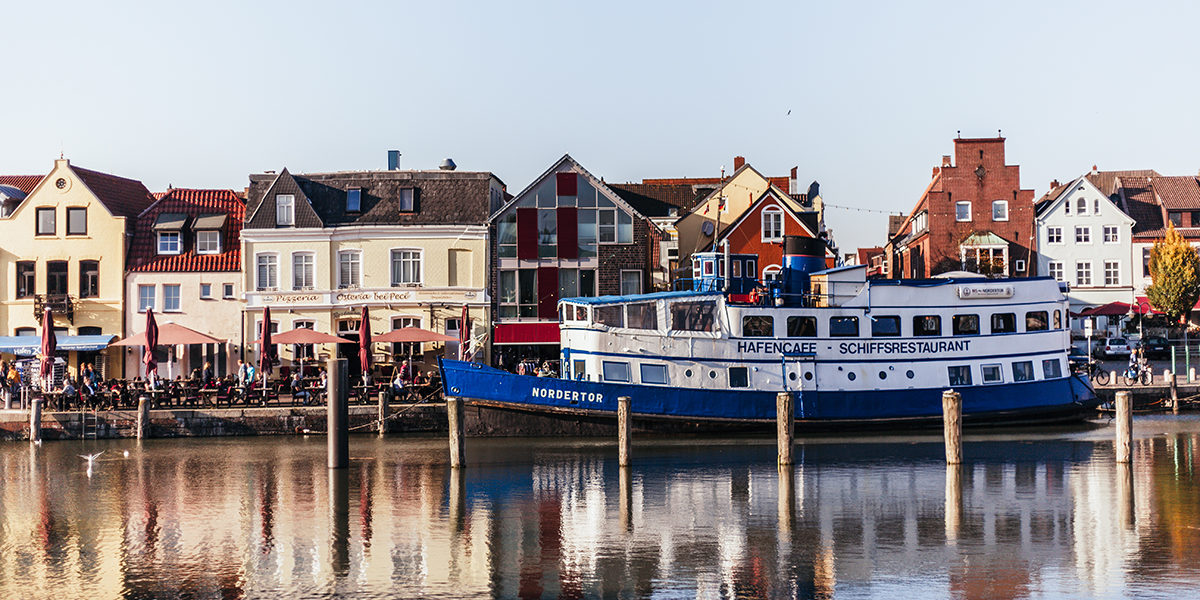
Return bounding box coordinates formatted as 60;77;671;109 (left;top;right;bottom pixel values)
254;328;346;345
112;321;224;347
374;327;456;343
459;304;469;360
142;308;159;380
358;305;372;379
1077;301;1132;317
260;305;274;380
39;307;56;389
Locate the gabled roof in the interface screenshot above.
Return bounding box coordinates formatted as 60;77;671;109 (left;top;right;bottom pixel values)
1036;169;1162;210
887;215;905;237
1034;175;1133;226
0;175;43;194
715;188;821;244
127;188;245;273
888;172;940;245
1151;176;1200;210
72;165;155;218
491;154;657;228
608;184;684;218
245;168;324;229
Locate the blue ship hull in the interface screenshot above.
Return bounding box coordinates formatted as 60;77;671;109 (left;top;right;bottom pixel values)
440;359;1100;435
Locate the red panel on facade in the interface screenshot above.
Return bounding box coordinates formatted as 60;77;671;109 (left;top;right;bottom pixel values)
556;172;577;197
557;207;578;259
517;207;538;260
493;322;560;345
537;266;559;319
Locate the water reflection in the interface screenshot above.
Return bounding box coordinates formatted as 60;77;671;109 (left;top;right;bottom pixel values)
2;422;1200;598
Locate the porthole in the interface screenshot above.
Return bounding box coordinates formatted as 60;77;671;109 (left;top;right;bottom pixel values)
788;372;797;381
879;371;887;380
708;370;716;379
804;371;813;381
685;369;693;378
906;370;915;379
848;372;856;381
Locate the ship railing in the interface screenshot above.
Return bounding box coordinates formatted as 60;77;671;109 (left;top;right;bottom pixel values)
670;278;835;308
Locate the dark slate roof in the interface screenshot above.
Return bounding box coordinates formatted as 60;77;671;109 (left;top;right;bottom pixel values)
608;183;712;212
128;189;245;273
608;185;680;218
73;166;155;218
245;168;497;229
0;175;43;194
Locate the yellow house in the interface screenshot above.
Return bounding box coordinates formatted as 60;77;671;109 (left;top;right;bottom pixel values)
0;159;155;378
242;165;504;380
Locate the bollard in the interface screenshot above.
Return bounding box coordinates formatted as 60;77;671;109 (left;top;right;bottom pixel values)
377;389;387;436
136;396;150;440
327;358;349;469
1115;390;1132;464
447;396;465;468
30;397;42;443
1110;371;1118;386
3;387;10;410
1169;370;1178;413
776;392;793;466
618;396;632;467
942;390;962;465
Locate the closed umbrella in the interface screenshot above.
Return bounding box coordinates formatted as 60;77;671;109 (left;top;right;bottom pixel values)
39;307;56;390
358;305;372;382
260;305;274;380
143;308;159;381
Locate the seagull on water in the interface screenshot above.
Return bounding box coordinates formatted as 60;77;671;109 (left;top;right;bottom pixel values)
81;451;104;478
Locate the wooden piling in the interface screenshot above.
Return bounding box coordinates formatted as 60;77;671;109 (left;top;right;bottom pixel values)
29;397;42;443
1115;390;1132;464
1169;370;1178;413
447;396;465;468
618;395;632;467
945;464;963;542
327;358;349;469
619;466;633;533
136;396;150;440
377;389;387;436
776;392;793;466
942;389;962;465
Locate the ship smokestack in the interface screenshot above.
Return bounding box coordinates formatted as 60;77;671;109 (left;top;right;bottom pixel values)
782;236;827;306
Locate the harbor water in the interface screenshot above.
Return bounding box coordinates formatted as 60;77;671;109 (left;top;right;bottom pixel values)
2;417;1200;599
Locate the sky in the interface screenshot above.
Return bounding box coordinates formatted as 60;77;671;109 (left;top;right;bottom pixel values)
3;0;1199;256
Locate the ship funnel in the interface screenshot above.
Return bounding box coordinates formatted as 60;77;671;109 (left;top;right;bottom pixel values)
782;236;827;306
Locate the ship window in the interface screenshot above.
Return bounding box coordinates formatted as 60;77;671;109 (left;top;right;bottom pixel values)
947;365;972;386
990;313;1016;334
871;316;901;337
671;301;716;332
702;260;714;276
573;360;586;381
952;314;979;336
602;361;631;382
640;363;668;385
627;302;657;329
595;305;624;328
1042;358;1062;379
913;315;941;336
1026;311;1048;331
742;315;773;337
787;316;817;337
729;367;748;388
847;371;856;381
1013;361;1035;382
829;316;859;337
1053;310;1062;329
575;306;588;321
981;363;1003;383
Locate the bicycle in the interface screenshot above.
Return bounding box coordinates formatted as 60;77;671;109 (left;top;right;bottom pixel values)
1086;359;1110;386
1121;362;1153;386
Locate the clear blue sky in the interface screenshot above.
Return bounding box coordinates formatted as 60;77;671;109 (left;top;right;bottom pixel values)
3;0;1198;255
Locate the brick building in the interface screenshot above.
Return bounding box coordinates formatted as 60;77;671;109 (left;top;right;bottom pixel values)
886;136;1036;278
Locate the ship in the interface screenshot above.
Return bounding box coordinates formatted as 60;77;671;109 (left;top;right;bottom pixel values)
440;236;1098;435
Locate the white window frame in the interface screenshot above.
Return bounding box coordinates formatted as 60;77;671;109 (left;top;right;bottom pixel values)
337;250;362;289
981;363;1004;384
292;252;315;291
391;315;422;356
256;253;279;291
1104;260;1121;286
390;248;423;286
223;283;235;299
1075;226;1091;244
276;194;295;226
163;284;181;312
1048;261;1063;282
763;265;782;281
1014;259;1026;273
1076;198;1087;214
157;231;181;255
620;270;643;295
1076;260;1092;286
1103;225;1120;244
196;230;221;254
761;206;784;242
200;283;212;299
992;200;1009;222
1046;226;1063;244
955;201;971;222
137;284;155;312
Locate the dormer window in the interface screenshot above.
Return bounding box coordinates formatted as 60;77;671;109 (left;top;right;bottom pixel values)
276;194;294;226
153;213;187;255
196;230;221;254
398;188;414;212
347;188;361;213
157;231;181;255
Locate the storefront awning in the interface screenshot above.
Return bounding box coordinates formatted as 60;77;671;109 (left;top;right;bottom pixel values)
493;322;560;345
0;334;116;356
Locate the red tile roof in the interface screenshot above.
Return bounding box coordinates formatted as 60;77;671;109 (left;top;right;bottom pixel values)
1152;176;1200;210
73;166;155;218
127;188;245;273
0;175;43;194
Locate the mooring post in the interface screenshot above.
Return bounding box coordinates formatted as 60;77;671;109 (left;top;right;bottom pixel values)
1169;370;1179;412
447;396;465;468
942;389;962;465
1110;370;1118;386
1191;367;1197;384
377;389;387;437
619;466;633;533
1115;390;1132;463
30;397;42;443
945;463;963;542
327;358;349;469
136;395;150;440
777;391;793;466
618;395;632;467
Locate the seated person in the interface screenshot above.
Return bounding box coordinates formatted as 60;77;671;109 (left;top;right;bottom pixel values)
290;372;310;405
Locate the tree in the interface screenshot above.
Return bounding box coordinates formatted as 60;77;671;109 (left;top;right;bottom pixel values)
1146;223;1200;324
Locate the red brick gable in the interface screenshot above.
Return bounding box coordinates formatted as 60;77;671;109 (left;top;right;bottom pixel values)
127;188;245;273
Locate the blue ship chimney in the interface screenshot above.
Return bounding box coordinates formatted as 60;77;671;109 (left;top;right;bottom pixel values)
782;236;827;306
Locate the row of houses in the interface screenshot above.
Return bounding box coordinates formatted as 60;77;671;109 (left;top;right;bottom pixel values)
857;134;1200;330
0;153;834;380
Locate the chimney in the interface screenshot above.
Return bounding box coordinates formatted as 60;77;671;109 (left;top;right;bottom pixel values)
942;155;952;167
438;158;457;171
387;150;401;171
1091;164;1098;176
789;166;799;194
733;156;745;170
1051;179;1060;189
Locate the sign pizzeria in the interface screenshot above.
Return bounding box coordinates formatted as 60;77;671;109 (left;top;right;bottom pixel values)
956;284;1014;299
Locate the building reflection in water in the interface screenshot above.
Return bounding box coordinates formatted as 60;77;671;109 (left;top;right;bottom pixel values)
2;427;1200;597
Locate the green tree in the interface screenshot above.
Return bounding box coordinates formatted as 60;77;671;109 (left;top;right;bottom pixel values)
1147;223;1200;323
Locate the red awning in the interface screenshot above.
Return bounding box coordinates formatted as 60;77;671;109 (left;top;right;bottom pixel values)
493;322;560;345
1131;296;1200;315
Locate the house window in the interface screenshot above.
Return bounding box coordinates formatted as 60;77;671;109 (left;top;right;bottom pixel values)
1104;260;1120;286
955;202;971;222
952;314;979;336
138;284;155;312
947;365;972;386
1014;259;1025;273
1075;226;1091;243
47;261;68;295
66;207;87;235
275;194;294;226
1076;261;1092;286
497;213;517;258
763;265;782;281
992;200;1008;221
391;316;422;357
1047;227;1062;244
913;315;941;336
196;230;221;254
292;319;316;360
163;284;181;312
762;207;783;241
292;253;315;290
200;283;212;299
36;207;55;235
14;327;34;337
620;270;642;295
1143;247;1151;278
829;316;859;337
1048;261;1063;281
1169;212;1183;227
337;250;362;288
398;188;415;212
499;269;538;318
538;208;557;258
79;260;99;298
157;231;181;255
16;261;34;298
223;283;235;298
391;249;422;286
1103;225;1119;244
1076;198;1087;214
256;254;278;290
346;188;361;212
1094;199;1100;213
602;361;631;383
598;208;616;243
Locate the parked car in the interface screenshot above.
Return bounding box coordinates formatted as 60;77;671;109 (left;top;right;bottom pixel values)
1093;337;1131;359
1141;336;1170;359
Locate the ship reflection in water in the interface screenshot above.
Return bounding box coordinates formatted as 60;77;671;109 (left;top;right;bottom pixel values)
2;418;1200;599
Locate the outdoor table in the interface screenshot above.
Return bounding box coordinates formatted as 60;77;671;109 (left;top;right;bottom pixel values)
352;385;374;404
199;388;220;408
